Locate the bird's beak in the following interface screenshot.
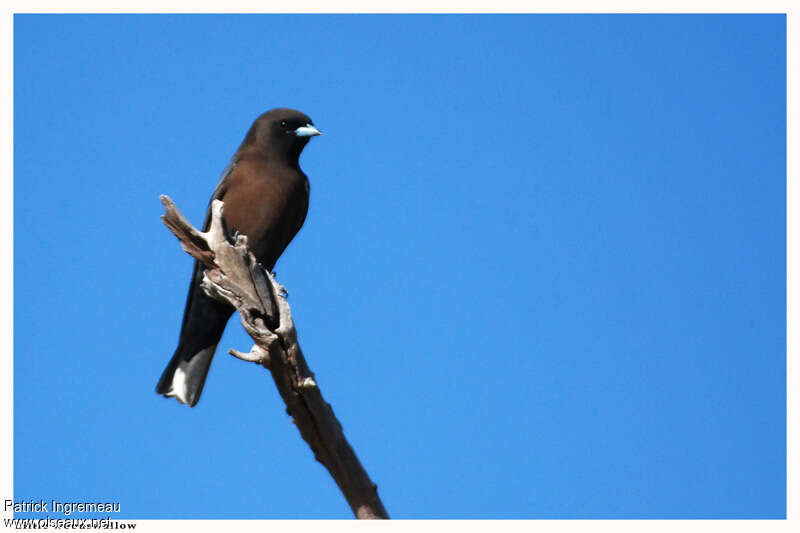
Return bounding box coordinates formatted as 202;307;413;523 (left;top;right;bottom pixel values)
294;124;322;137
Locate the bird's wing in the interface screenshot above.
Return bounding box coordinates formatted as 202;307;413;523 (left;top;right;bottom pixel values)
201;156;239;231
176;157;239;340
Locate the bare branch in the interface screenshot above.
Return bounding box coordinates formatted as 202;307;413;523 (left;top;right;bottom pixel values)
229;345;270;366
160;194;389;519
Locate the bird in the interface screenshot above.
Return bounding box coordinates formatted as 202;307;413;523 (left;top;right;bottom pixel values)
157;108;321;407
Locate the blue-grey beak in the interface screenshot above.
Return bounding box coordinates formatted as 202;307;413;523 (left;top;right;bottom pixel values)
294;124;322;137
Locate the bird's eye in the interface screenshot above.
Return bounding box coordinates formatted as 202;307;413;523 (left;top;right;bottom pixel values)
280;121;288;128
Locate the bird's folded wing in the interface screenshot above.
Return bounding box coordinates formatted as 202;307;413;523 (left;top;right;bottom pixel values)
202;156;239;231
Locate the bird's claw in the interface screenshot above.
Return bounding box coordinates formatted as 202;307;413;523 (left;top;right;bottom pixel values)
270;272;289;298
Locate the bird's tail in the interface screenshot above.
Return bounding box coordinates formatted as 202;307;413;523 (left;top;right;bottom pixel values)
157;264;234;407
156;343;218;407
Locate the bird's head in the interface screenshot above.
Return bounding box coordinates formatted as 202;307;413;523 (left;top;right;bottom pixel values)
245;108;321;164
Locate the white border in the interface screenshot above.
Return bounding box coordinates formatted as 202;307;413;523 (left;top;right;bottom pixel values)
2;3;12;525
0;2;795;14
3;3;792;531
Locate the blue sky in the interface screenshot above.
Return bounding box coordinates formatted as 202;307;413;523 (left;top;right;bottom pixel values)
13;14;785;519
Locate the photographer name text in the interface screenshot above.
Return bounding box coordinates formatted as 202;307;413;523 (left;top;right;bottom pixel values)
4;500;120;516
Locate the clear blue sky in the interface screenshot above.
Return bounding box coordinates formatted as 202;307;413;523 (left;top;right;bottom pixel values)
13;14;785;519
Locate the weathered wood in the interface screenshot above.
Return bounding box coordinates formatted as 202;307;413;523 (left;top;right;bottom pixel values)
160;194;389;520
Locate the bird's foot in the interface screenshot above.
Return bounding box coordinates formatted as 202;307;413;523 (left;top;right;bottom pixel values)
270;272;289;298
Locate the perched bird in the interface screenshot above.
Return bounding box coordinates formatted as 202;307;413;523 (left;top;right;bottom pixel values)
157;108;321;407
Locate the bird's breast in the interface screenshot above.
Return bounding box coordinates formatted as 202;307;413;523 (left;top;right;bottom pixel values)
220;159;308;269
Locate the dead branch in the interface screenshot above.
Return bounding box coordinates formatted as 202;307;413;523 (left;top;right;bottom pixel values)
160;194;389;520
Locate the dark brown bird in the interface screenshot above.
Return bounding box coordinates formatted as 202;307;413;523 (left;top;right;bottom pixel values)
157;108;321;407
